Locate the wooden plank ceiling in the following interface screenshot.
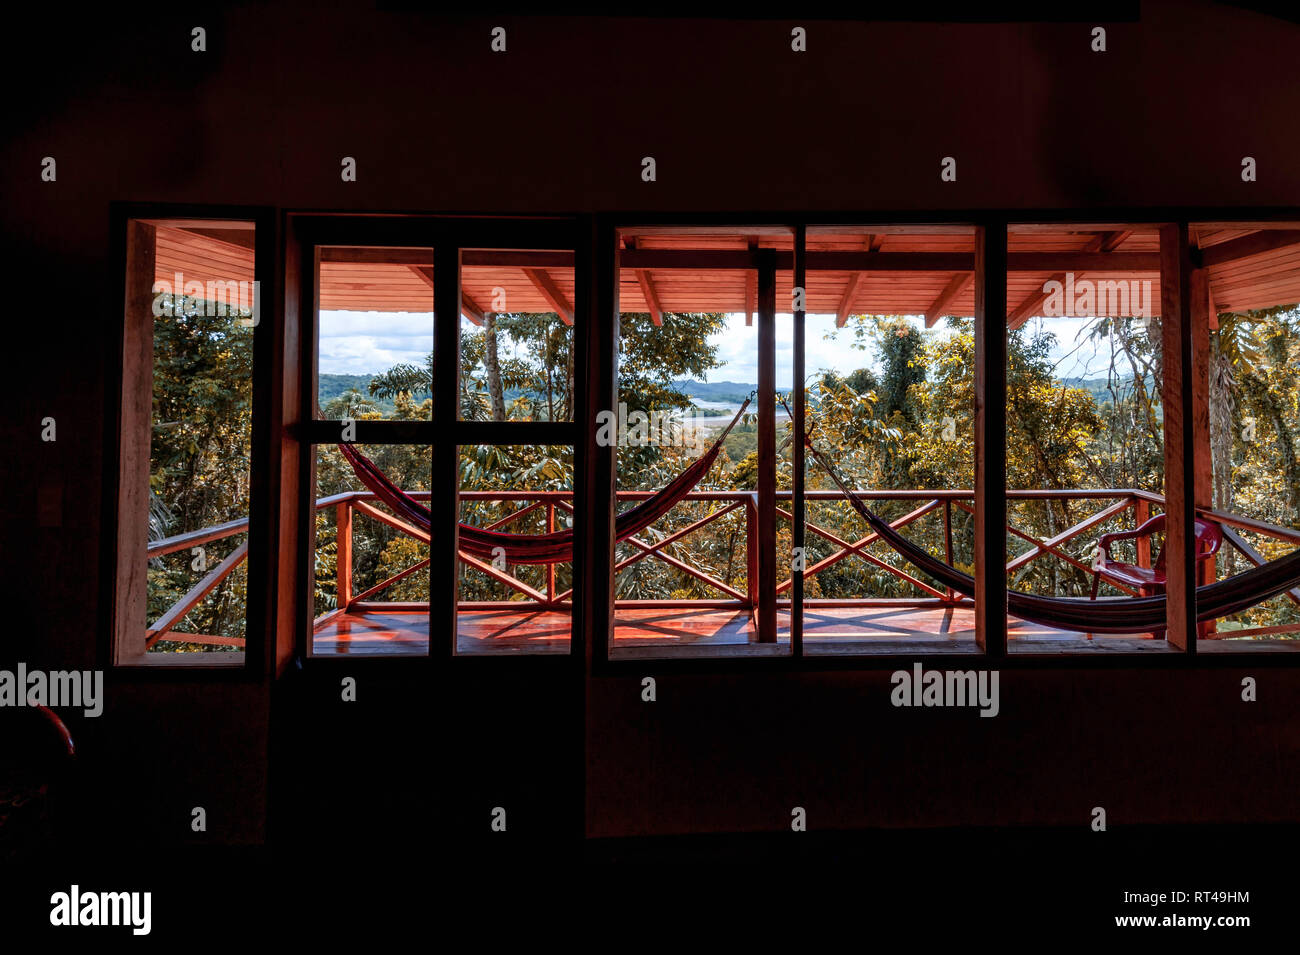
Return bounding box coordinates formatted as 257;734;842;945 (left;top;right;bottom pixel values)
152;224;1300;324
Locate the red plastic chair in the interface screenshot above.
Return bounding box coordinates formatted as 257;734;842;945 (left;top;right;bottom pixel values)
1090;514;1222;599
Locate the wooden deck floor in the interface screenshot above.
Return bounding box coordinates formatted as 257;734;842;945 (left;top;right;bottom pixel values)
311;605;1179;657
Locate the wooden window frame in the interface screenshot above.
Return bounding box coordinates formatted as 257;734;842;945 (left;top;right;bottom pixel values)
105;203;276;674
104;206;1300;678
590;210;1300;673
288;214;584;670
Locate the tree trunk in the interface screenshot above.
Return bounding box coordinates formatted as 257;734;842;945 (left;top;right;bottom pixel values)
1208;344;1237;576
483;313;507;421
1208;343;1235;510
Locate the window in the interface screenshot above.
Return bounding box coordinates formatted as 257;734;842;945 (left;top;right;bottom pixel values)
298;220;581;659
114;216;260;666
453;246;577;655
610;227;794;659
800;225;978;655
310;245;435;658
1189;220;1300;651
1003;223;1170;653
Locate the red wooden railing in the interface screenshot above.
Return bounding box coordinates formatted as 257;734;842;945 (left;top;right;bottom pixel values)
142;487;1300;648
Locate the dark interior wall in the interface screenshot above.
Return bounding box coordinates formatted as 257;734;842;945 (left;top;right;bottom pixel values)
4;1;1299;850
586;666;1300;839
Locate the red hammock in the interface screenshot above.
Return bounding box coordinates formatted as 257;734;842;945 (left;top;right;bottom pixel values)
800;425;1300;634
338;398;751;564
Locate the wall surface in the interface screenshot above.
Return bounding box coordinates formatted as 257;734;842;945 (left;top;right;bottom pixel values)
3;1;1299;852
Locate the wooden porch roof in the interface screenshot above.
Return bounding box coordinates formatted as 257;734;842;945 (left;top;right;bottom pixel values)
151;223;1300;325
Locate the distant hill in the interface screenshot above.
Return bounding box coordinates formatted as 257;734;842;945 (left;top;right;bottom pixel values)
674;379;759;403
1059;375;1154;406
318;372;431;414
676;375;1148;410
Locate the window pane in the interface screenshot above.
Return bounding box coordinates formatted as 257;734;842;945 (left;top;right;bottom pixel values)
1191;221;1300;649
120;220;256;662
456;444;573;655
459;250;575;422
612;227;792;659
1005;225;1167;652
316;247;434;421
310;443;431;657
801;226;977;654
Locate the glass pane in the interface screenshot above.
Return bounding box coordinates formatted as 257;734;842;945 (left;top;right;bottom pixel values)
612;227;792;658
460;250;575;421
132;221;257;660
802;226;977;654
316;246;434;421
310;443;431;657
1192;221;1300;648
456;444;574;655
1004;225;1167;652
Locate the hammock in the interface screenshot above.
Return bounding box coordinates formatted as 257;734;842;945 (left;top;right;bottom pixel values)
338;397;752;565
799;424;1300;634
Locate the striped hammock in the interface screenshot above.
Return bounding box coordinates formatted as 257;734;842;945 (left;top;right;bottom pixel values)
338;398;751;564
801;427;1300;634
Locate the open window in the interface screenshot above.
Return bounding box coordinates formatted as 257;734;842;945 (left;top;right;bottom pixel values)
114;216;260;666
310;244;434;657
1189;221;1300;652
302;222;581;658
608;227;793;659
798;225;978;654
1002;223;1172;653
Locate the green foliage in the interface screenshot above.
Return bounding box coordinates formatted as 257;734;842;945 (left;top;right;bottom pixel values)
146;295;253;651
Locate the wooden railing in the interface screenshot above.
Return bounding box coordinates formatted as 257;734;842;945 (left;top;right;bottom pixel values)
143;486;1300;647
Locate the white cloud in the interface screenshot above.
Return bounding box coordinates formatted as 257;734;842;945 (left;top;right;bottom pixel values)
318;308;1112;385
699;312;1112;385
318;310;433;375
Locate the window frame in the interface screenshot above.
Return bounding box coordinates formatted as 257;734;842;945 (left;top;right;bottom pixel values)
590;210;1300;675
106;206;1300;679
105;202;276;676
289;214;584;670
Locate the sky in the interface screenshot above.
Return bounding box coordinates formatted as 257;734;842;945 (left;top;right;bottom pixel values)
318;310;1112;386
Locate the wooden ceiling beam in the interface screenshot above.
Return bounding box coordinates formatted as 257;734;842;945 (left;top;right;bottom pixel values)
924;273;974;328
322;248;575;269
834;273;863;327
835;235;883;328
617;249;1158;271
625;237;663;326
1195;229;1300;268
746;238;758;326
636;270;664;326
523;267;574;326
460;292;486;327
409;265;482;325
321;247;434;266
323;243;1166;273
1007;230;1132;330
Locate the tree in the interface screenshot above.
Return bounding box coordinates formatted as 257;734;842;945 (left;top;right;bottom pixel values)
147;294;254;648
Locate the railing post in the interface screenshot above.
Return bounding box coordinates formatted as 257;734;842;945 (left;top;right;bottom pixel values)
547;500;556;605
1134;496;1150;568
943;498;954;601
745;494;759;610
336;500;352;610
